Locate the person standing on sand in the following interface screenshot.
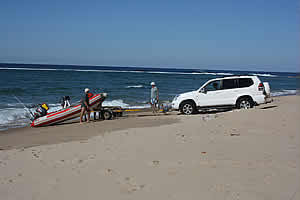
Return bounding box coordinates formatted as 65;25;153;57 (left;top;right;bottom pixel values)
80;88;91;123
150;82;159;114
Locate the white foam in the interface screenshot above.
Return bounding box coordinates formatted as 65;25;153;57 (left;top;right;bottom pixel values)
197;72;217;75
102;99;150;109
47;104;63;113
0;108;31;126
102;99;129;107
128;105;151;109
215;72;234;76
146;71;185;75
192;72;233;75
0;103;63;129
126;85;144;88
271;90;299;96
145;71;235;75
251;73;277;77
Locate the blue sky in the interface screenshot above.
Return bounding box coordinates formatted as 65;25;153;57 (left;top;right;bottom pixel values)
0;0;299;72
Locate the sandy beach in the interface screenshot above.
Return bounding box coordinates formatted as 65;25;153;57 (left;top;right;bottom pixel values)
0;95;299;200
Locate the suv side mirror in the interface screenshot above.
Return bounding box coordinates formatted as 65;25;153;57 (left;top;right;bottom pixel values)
200;88;206;93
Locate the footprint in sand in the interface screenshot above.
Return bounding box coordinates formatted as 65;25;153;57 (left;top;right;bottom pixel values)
119;176;146;194
74;154;96;166
210;184;237;199
88;154;96;160
32;153;39;159
78;159;84;164
152;160;160;166
104;168;146;194
175;133;187;143
106;168;114;174
2;172;23;185
0;160;6;166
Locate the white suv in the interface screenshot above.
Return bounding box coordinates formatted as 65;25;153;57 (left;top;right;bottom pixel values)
172;76;270;115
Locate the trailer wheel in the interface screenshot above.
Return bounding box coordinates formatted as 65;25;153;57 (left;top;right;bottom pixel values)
103;110;113;120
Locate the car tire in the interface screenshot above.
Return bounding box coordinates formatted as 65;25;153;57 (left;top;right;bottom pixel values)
236;97;254;109
180;101;196;115
102;110;113;120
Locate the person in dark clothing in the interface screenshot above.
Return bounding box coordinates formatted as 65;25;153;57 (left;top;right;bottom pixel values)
80;88;91;123
61;96;71;108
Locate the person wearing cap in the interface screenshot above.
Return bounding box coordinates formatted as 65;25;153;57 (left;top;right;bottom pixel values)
150;82;159;114
80;88;91;123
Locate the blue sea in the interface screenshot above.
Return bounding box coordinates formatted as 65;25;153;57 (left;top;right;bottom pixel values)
0;63;299;130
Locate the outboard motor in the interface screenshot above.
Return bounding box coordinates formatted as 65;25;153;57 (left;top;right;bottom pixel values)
61;96;71;108
34;103;49;119
160;103;172;113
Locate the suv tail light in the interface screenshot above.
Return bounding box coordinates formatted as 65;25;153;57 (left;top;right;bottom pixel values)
258;83;264;91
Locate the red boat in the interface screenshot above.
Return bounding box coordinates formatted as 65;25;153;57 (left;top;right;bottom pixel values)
31;93;106;127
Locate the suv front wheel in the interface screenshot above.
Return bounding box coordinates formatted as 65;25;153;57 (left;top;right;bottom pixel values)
180;101;196;115
236;97;254;109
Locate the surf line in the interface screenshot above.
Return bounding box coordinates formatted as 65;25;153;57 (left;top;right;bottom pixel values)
13;95;34;121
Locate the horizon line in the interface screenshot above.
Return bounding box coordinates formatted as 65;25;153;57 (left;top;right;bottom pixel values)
0;62;299;74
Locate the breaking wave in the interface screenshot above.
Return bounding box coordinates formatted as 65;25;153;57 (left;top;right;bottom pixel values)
251;73;277;77
126;85;144;88
146;71;234;76
102;99;149;109
271;90;299;97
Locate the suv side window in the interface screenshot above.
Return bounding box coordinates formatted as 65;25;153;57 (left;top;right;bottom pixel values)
204;80;221;92
222;79;237;90
238;78;254;88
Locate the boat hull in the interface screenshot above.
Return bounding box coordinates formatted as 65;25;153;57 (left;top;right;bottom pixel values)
31;94;105;127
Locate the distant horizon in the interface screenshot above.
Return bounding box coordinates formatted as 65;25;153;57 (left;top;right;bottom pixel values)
0;62;299;74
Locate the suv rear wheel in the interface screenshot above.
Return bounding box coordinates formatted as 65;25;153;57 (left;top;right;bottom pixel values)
236;97;254;109
180;101;196;115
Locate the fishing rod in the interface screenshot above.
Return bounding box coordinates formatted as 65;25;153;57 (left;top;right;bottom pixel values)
13;95;35;121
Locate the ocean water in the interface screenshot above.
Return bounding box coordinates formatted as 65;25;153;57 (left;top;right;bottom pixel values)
0;63;299;130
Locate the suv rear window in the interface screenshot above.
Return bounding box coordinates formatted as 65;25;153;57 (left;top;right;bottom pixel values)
222;79;237;89
238;78;254;88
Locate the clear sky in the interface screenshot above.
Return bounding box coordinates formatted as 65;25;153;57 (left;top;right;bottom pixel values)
0;0;299;72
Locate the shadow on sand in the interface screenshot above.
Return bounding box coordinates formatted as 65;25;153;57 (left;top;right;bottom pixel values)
176;108;233;115
50;119;103;127
260;105;278;110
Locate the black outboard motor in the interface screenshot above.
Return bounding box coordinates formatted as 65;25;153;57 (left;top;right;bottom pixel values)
61;96;71;108
160;103;172;113
34;103;49;119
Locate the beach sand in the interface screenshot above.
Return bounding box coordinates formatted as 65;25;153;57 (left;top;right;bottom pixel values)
0;95;299;200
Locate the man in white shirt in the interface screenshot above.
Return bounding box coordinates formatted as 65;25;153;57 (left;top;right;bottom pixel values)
150;82;159;114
